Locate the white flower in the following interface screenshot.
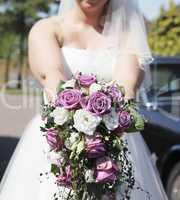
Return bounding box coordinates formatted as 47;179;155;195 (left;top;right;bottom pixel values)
104;80;116;87
85;170;95;183
65;132;80;150
103;108;119;130
51;107;69;125
69;132;80;144
73;109;101;135
89;83;102;95
46;151;64;165
62;79;76;89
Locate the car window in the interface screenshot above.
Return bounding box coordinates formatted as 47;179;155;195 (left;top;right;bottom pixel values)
150;60;180;118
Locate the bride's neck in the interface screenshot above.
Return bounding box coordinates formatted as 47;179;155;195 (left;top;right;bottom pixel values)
71;3;105;29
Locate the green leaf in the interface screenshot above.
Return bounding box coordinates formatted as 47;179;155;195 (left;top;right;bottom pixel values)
76;140;85;155
45;116;54;128
40;126;46;132
41;104;54;119
134;113;145;130
59;128;70;140
70;151;75;160
113;137;122;150
129;108;145;131
51;164;59;175
126;126;138;133
71;140;79;151
56;80;66;94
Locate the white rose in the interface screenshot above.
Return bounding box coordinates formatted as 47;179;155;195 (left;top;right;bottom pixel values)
51;107;69;125
62;79;76;89
65;132;80;150
73;109;101;135
89;83;102;95
103;108;119;130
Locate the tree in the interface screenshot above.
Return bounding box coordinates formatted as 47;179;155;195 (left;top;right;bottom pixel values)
0;0;53;88
148;0;180;56
0;33;18;85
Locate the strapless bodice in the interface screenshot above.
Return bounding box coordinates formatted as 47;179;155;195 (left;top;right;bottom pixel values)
43;46;119;104
61;46;118;82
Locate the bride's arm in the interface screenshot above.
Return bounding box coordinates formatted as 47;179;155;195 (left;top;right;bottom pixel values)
113;54;144;99
28;18;66;101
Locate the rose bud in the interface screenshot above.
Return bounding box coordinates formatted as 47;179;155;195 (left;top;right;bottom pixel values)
85;135;106;158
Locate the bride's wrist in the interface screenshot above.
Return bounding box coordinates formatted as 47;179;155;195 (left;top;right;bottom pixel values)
124;97;136;104
43;88;56;104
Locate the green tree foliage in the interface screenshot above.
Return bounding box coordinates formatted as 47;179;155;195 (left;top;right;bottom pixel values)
0;0;53;88
148;0;180;56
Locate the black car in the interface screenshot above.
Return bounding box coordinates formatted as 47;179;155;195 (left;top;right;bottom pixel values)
140;56;180;200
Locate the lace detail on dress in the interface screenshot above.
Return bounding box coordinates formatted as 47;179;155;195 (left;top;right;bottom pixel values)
138;55;154;69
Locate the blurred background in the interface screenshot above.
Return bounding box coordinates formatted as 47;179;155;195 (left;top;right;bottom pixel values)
0;0;180;199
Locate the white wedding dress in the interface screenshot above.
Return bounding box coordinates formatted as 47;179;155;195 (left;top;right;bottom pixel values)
0;46;168;200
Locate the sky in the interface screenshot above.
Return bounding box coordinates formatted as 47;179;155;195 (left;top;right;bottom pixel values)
139;0;180;20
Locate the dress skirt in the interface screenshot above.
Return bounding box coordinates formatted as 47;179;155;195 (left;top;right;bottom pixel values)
0;114;168;200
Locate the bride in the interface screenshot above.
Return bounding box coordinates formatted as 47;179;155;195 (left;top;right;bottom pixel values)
0;0;169;199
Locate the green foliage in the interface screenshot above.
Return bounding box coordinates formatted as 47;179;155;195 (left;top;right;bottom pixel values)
148;0;180;56
0;0;55;87
41;104;55;120
0;0;52;35
128;107;145;131
0;33;18;59
56;80;66;94
70;137;85;160
51;164;60;175
0;0;53;55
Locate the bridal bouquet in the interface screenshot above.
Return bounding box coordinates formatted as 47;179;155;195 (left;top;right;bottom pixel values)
40;72;145;200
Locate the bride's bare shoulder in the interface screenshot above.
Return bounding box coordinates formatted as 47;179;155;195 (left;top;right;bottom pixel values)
28;15;64;44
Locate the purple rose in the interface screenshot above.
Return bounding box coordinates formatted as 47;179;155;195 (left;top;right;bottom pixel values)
107;86;124;103
77;72;97;87
56;165;72;187
118;111;132;129
46;128;63;151
86;91;112;116
56;89;82;109
85;135;106;158
95;157;120;183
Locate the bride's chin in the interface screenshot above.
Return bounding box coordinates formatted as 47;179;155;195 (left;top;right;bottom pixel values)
82;2;96;10
80;0;101;11
77;0;108;13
